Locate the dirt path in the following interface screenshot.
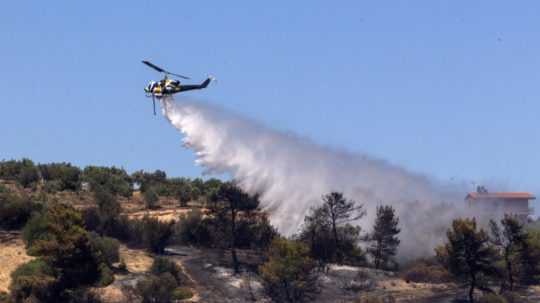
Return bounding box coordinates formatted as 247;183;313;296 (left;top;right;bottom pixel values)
165;246;268;303
0;231;34;293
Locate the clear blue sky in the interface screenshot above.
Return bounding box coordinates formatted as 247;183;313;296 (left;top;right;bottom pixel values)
1;2;538;198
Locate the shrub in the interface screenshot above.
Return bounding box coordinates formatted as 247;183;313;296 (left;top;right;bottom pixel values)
24;203;101;289
236;215;278;251
260;238;319;303
22;213;50;250
82;207;101;232
44;180;64;193
0;192;41;230
82;166;132;197
174;209;213;246
151;257;182;283
144;187;159;209
137;273;177;303
38;163;81;191
172;287;193;300
98;263;114;287
400;258;453;284
89;233;120;267
9;259;57;303
142;216;174;254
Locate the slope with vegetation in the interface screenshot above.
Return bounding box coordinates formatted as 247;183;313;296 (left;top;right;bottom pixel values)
1;158;540;302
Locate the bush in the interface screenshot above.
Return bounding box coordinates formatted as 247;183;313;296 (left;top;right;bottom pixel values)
259;238;319;303
44;180;64;193
172;287;193;300
38;163;81;191
83;166;132;197
137;273;177;303
141;216;174;254
89;233;120;267
98;263;114;286
22;213;50;250
174;209;213;246
24;203;101;289
82;207;101;232
400;258;453;284
236;215;278;251
9;259;57;303
151;257;182;284
144;187;159;209
0;192;41;230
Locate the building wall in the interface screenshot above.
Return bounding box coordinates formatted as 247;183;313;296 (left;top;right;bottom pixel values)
467;198;530;216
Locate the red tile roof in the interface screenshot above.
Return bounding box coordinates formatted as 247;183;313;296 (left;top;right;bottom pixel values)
466;192;536;200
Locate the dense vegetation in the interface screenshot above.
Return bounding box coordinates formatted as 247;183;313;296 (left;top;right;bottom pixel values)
1;158;539;303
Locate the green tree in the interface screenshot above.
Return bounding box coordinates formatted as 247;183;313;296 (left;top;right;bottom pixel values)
0;159;39;187
9;259;57;303
28;203;101;289
298;192;365;268
436;218;499;303
131;170;167;193
137;273;177;303
259;238;319;303
144;187;159;209
489;215;528;292
210;182;259;273
38;163;81;191
177;183;193;207
83;166;132;197
22;212;50;249
141;216;174;254
298;207;337;269
367;205;400;270
93;186;122;235
320;192;365;257
89;233;120;267
0;191;41;230
151;257;184;285
519;230;540;285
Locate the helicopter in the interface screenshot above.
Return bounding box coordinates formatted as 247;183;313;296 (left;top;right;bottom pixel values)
142;60;214;115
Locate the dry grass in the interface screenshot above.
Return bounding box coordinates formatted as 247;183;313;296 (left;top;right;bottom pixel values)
0;232;34;293
119;245;153;273
91;285;127;303
127;207;210;223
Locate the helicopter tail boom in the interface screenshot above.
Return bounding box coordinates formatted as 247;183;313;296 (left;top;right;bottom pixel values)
179;77;213;92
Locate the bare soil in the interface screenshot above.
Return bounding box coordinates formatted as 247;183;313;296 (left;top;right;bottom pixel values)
0;231;34;293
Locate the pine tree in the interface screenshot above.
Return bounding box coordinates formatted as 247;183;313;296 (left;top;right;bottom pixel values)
436;218;498;303
489;215;528;292
520;230;540;285
367;205;400;270
320;192;365;261
211;182;259;274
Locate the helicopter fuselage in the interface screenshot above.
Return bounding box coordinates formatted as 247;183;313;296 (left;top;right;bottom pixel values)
145;79;181;98
144;77;213;98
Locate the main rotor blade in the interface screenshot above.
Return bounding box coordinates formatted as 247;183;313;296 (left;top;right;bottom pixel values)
168;72;190;80
142;60;166;73
142;60;190;79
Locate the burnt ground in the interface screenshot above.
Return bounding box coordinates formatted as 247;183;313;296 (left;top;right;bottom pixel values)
163;245;465;303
